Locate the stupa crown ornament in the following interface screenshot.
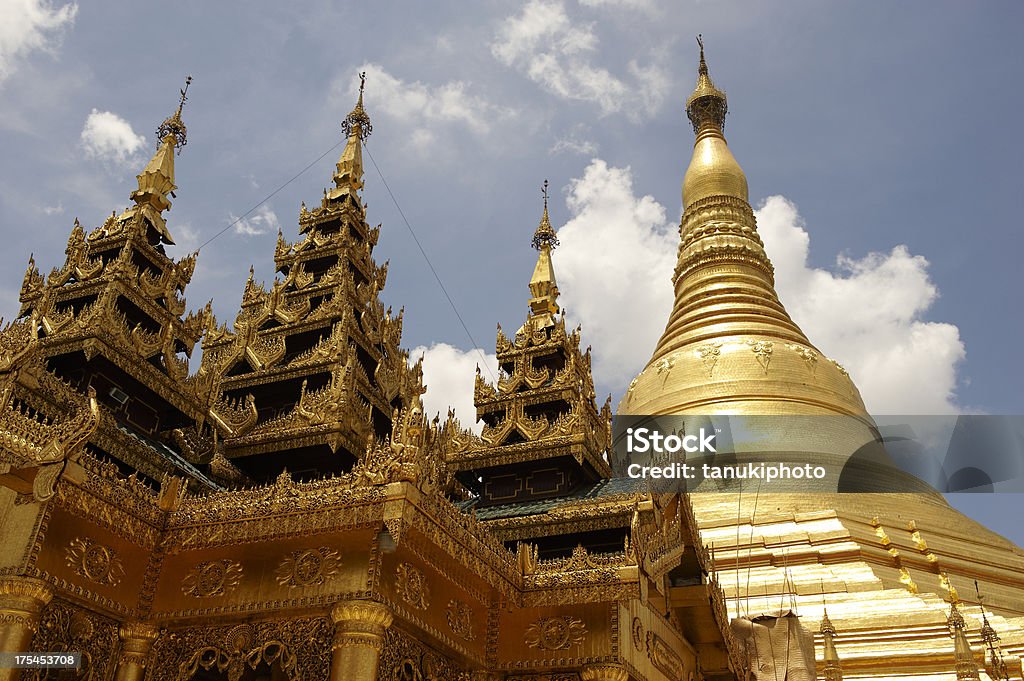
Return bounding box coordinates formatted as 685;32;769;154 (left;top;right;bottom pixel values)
686;35;728;134
126;76;194;231
333;72;371;199
531;179;559;251
341;71;372;141
527;179;560;323
156;75;192;152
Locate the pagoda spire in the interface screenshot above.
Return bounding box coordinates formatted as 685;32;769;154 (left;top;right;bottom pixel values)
527;179;560;327
125;76;192;245
819;609;844;681
682;36;746;209
947;596;981;681
976;581;1011;680
331;71;372;201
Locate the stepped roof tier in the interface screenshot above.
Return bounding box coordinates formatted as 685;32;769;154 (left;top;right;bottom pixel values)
196;78;426;482
0;78;219;489
446;184;613;508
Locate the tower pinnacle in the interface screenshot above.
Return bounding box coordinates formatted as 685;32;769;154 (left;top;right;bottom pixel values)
947;597;981;680
686;35;728;135
126;75;193;244
527;179;560;326
332;72;372;200
820;610;844;681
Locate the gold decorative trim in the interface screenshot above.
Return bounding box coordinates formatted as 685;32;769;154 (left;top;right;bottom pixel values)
181;559;243;598
524;616;586;650
65;536;125;586
395;562;430;610
446;599;475;641
274;547;341;588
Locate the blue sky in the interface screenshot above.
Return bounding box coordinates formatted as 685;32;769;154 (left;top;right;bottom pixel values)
1;0;1021;541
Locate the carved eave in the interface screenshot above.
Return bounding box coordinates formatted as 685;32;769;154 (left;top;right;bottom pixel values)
481;493;649;542
297;193;368;235
495;318;571;359
0;365;217;500
30;329;205;421
449;432;611;477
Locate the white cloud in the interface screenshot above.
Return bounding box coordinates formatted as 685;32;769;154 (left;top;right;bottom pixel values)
41;201;63;215
554;159;676;385
168;222;200;254
579;0;655;8
0;0;77;83
80;109;146;164
491;0;668;120
552;160;964;413
412;343;498;435
339;63;513;141
550;123;598;155
232;204;279;237
755;196;964;413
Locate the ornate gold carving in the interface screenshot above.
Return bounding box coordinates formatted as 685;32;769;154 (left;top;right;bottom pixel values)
446;599;475;641
524;616;586;650
631;616;644;651
379;628;467;681
150;617;331;681
275;547;341;588
118;621;160;668
647;631;685;679
28;599;118;680
65;536;125;586
744;338;773;373
787;343;818;373
580;664;628;681
181;559;243;598
696;342;723;376
395;562;430;610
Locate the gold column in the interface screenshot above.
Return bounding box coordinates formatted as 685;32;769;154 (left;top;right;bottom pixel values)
0;577;52;681
580;663;629;681
329;600;392;681
114;622;159;681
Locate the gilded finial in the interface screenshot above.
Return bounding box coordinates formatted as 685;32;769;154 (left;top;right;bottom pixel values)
686;35;728;134
156;75;192;153
820;608;844;681
532;179;559;251
342;71;372;141
975;580;1011;680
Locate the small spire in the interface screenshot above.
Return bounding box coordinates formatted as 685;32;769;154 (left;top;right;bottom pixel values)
156;75;192;152
527;180;560;324
686;35;728;134
819;609;844;681
126;76;193;243
532;179;559;251
341;71;372;142
975;581;1011;680
947;595;981;681
332;72;371;200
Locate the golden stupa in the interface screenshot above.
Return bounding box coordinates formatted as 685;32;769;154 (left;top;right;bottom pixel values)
622;37;1024;680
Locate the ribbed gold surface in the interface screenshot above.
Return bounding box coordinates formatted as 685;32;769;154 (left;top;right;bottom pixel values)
620;55;869;422
624;46;1024;675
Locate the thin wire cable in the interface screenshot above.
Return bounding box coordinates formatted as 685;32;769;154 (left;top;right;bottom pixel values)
363;140;497;382
195;140;346;252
